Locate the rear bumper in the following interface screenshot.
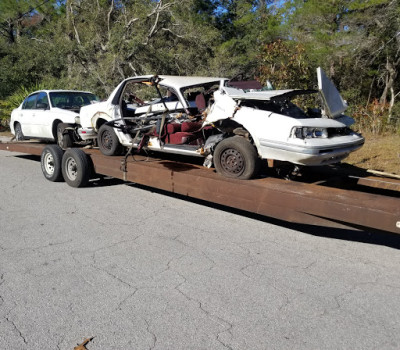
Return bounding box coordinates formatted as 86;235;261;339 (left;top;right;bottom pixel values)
78;127;97;141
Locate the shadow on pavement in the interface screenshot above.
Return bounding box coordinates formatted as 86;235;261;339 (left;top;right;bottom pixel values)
127;182;400;251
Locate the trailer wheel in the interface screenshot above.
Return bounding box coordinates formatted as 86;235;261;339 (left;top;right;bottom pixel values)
98;124;122;156
41;145;64;182
213;136;259;180
57;123;73;150
61;148;91;187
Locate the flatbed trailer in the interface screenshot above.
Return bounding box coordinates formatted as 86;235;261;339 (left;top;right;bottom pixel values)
1;141;399;235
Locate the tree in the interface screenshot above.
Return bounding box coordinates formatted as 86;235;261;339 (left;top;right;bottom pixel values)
282;0;400;104
258;39;312;89
54;0;220;95
0;0;62;98
210;0;281;77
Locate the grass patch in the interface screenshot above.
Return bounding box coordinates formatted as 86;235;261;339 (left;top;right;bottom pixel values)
345;133;400;175
0;130;12;137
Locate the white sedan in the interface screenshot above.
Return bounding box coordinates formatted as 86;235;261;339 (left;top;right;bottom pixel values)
10;90;98;146
78;69;364;179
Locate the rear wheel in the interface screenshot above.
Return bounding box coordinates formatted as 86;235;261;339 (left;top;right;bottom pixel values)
15;123;24;141
98;124;123;156
41;145;64;182
213;136;259;180
61;148;91;187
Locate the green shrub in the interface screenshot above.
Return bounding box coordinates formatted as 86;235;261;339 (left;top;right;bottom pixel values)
0;83;46;128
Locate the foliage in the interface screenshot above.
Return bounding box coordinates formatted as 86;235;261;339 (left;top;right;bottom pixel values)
0;82;47;125
0;0;399;135
257;40;313;89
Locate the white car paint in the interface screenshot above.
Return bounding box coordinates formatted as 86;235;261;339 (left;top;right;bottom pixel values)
10;90;98;141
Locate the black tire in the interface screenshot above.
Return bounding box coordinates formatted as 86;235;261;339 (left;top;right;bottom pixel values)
61;148;91;187
97;124;123;156
41;145;64;182
15;123;25;141
56;123;73;150
213;136;260;180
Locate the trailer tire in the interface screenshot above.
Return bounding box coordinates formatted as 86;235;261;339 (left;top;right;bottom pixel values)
98;124;123;156
41;145;64;182
57;123;73;150
61;148;91;187
214;136;259;180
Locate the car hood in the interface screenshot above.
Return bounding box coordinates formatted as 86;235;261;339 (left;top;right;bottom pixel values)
80;101;108;114
222;87;316;101
317;67;348;118
51;107;80;116
222;68;348;119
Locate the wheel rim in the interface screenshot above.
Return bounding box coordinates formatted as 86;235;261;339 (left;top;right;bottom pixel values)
101;129;113;150
65;156;78;180
43;152;55;175
220;148;245;175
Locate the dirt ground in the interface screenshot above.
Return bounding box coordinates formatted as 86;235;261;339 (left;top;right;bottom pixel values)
1;130;399;175
344;133;400;176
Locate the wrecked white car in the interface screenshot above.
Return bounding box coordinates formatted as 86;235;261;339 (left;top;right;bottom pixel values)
77;68;364;179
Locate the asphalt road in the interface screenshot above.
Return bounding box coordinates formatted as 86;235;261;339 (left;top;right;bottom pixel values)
1;149;400;350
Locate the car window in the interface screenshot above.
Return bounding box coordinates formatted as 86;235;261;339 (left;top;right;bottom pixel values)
49;92;99;110
35;92;49;109
181;83;220;105
122;81;169;106
22;94;38;110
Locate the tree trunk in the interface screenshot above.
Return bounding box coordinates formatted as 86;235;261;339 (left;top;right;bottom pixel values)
380;57;397;110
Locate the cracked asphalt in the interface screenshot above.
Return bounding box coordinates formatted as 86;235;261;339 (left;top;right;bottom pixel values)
1;149;400;350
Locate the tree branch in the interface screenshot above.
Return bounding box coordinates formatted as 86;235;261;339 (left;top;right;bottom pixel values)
143;0;176;44
161;28;184;38
125;17;139;29
107;0;114;42
68;2;81;45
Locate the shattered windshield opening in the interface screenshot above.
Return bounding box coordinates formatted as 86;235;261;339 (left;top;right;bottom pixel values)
122;81;165;105
49;92;98;111
181;82;220;107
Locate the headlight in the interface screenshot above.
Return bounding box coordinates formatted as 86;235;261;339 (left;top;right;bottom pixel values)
292;127;328;139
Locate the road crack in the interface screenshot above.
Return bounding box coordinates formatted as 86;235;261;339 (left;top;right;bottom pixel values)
144;319;157;350
5;316;27;345
115;289;139;311
175;283;234;350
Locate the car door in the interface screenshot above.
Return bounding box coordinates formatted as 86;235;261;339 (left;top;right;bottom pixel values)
32;92;54;138
19;93;39;137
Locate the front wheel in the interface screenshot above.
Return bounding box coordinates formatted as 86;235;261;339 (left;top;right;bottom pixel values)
61;148;91;187
15;123;25;141
41;145;64;182
97;124;123;156
213;136;260;180
57;123;73;150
